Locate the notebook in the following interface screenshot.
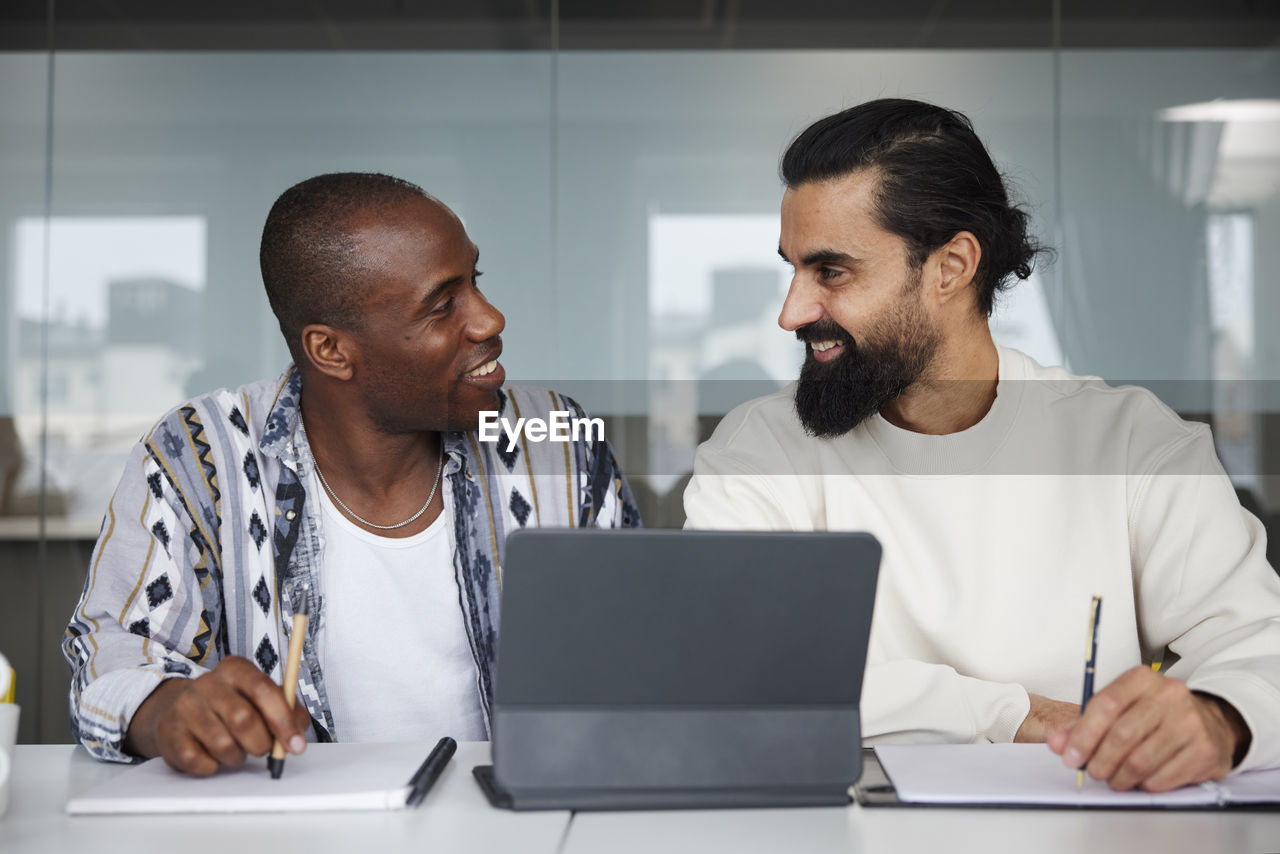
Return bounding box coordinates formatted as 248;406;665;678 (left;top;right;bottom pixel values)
474;528;882;811
68;742;442;815
859;743;1280;810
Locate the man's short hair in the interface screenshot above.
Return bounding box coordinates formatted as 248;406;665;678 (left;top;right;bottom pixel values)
781;99;1046;316
260;172;432;363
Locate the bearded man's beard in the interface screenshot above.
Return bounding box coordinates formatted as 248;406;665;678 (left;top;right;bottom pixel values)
793;298;939;439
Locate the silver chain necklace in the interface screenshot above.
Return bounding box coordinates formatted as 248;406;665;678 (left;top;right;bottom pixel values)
301;420;443;531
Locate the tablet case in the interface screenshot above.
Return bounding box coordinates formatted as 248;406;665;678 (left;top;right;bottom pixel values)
475;529;881;811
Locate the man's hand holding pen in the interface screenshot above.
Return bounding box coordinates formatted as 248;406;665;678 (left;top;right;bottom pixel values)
123;656;311;777
1047;666;1251;793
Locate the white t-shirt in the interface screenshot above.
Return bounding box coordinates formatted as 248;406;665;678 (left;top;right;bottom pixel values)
316;479;487;743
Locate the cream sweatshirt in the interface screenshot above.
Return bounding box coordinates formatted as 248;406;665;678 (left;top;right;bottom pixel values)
685;347;1280;772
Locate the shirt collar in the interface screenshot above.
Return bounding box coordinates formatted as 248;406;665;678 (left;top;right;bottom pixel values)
259;364;304;462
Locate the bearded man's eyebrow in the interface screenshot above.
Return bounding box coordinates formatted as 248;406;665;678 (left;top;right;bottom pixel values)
800;249;861;268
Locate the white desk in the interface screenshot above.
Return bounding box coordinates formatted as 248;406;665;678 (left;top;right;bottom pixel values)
2;743;568;854
564;801;1280;854
6;745;1280;854
563;756;1280;854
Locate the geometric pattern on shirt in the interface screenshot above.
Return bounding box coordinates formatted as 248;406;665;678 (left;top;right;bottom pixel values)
191;531;212;591
127;618;150;638
243;451;260;491
184;511;219;664
248;510;268;550
495;391;519;471
579;467;608;527
150;520;171;554
233;378;294;697
180;404;223;525
496;440;519;472
189;525;210;563
229;405;249;436
253;575;271;615
255;635;279;674
509;487;532;527
146;471;164;501
619;485;640;527
146;574;174;609
187;610;213;663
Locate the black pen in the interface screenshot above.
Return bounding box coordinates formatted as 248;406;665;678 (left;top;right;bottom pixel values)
406;736;457;807
1077;595;1102;788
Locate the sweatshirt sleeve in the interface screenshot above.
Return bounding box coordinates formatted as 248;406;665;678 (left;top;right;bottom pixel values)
1128;425;1280;773
684;438;1031;745
683;445;806;531
860;662;1030;745
62;441;217;763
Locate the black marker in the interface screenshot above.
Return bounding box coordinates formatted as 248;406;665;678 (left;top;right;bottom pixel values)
406;737;457;807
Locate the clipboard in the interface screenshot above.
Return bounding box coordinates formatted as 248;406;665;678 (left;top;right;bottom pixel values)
854;745;1280;811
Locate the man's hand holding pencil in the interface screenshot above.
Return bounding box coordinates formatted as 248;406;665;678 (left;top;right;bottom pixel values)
123;655;312;777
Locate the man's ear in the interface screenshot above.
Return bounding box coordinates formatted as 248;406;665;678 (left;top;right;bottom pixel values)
931;230;981;307
300;324;356;381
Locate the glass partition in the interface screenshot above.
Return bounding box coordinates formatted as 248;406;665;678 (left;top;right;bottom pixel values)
13;51;554;535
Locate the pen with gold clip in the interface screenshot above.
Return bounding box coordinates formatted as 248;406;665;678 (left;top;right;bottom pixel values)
269;597;310;780
1077;595;1102;788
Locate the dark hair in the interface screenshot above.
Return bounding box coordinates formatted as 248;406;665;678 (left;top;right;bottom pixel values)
260;172;432;362
781;99;1047;316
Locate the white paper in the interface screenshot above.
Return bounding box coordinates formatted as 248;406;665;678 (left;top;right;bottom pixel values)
67;741;431;815
874;743;1280;808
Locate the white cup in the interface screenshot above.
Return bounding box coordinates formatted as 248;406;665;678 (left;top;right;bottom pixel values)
0;701;17;818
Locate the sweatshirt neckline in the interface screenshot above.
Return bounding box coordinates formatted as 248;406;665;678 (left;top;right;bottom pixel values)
862;346;1026;475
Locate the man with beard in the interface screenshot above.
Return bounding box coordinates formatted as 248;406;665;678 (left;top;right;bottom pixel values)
684;99;1280;790
65;173;640;775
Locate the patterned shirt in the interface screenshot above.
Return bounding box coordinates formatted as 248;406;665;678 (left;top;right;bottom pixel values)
64;367;640;761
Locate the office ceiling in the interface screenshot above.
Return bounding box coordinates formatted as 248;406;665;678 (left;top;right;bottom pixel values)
1;0;1277;49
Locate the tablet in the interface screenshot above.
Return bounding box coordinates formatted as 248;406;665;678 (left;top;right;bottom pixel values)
475;528;880;811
